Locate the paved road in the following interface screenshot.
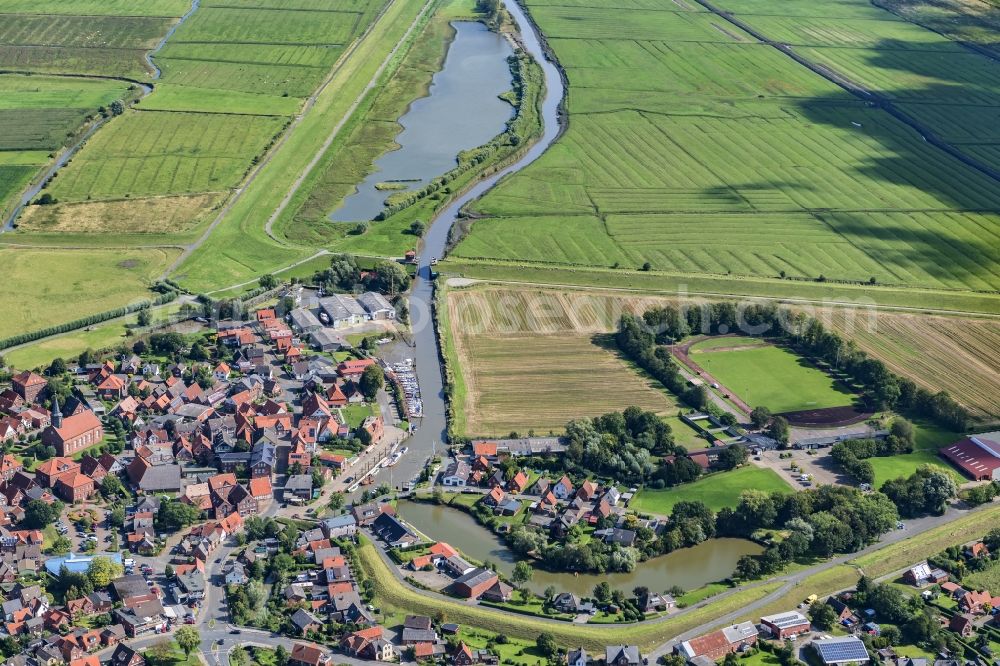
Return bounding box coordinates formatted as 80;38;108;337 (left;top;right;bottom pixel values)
646;499;988;660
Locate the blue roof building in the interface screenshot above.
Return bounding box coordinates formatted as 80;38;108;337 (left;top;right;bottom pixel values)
45;552;123;576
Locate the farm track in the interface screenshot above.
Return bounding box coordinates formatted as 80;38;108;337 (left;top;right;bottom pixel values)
159;0;430;280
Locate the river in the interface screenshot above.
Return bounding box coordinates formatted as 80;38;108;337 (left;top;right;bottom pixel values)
331;21;515;222
389;0;566;491
396;500;762;597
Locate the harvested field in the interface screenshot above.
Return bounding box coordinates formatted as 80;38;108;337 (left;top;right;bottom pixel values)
824;309;1000;422
18;193;223;234
453;333;676;436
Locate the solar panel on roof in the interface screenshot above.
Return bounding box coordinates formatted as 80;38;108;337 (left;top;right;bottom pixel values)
815;638;869;664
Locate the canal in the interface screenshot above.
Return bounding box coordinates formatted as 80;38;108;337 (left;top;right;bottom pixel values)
396;500;763;597
388;0;566;491
330;21;515;222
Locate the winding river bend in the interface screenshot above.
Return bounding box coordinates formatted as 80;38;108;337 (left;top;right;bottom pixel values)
331;21;515;222
390;0;566;490
397;500;763;596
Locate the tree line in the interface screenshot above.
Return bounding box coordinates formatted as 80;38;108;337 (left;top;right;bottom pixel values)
619;302;971;431
0;292;176;351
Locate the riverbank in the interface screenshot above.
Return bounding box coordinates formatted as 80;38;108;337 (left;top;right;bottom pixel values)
274;0;546;259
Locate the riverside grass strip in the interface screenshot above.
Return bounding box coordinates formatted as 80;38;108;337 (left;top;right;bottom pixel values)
357;539;782;653
452;0;1000;296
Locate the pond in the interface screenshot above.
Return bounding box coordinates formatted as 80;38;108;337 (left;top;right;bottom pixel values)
329;21;515;222
396;500;763;597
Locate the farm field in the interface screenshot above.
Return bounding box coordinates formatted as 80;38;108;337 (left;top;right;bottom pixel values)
17;193;223;235
0;3;181;79
46;111;285;201
445;283;685;435
450;0;1000;304
630;466;792;515
687;340;857;414
452;333;676;436
445;283;998;432
15;0;384;235
167;0;457;292
0;74;130;219
0;247;179;340
714;0;1000;173
824;309;1000;423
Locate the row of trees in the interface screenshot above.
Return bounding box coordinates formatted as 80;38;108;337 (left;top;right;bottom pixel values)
630;303;971;430
0;292;176;350
616;315;710;411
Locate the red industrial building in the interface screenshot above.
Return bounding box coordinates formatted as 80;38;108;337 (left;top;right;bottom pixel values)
941;432;1000;481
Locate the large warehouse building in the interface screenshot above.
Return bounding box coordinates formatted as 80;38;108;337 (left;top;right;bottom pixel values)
941;432;1000;481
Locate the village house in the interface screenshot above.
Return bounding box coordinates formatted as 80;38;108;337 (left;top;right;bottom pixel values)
760;611;811;639
677;622;758;662
605;646;641;666
11;371;46;403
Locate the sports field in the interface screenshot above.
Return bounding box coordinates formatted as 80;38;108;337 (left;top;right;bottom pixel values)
630;466;792;515
687;338;856;414
450;0;1000;304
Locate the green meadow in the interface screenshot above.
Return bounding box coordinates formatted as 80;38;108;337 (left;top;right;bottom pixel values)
631;466;792;515
451;0;1000;304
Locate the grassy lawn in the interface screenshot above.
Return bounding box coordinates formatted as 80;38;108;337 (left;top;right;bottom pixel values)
4;300;183;369
0;247;179;341
340;403;376;429
852;503;1000;578
870;421;962;486
630;466;791;515
691;343;855;414
664;415;710;451
962;564;1000;593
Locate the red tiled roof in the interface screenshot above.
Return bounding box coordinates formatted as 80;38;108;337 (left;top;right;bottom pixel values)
50;411;102;441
